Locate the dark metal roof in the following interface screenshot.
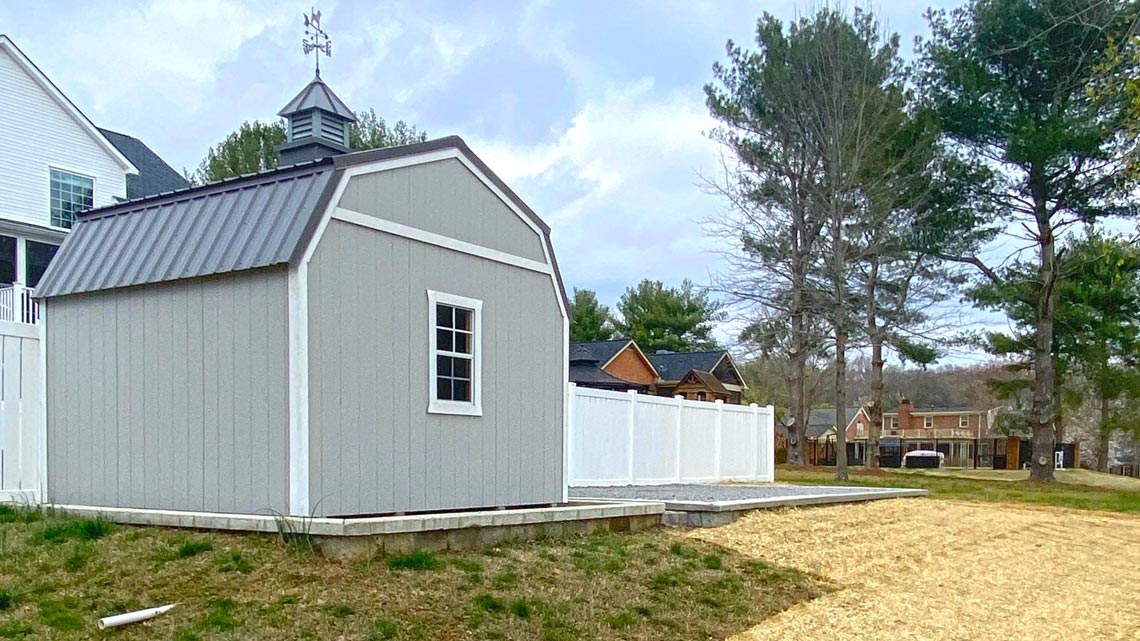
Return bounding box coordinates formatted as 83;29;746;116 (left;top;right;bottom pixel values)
648;350;727;381
36;136;569;309
278;72;356;120
36;163;338;298
572;340;631;366
98;128;190;199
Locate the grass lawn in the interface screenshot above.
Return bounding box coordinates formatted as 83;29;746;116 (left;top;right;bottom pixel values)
0;505;825;640
776;465;1140;514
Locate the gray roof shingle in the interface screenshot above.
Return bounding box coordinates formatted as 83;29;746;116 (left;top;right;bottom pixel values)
572;340;632;366
648;351;726;381
98;128;190;199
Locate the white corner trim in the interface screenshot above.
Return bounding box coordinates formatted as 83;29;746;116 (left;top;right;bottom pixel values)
287;263;310;516
37;303;48;502
333;207;553;275
427;290;483;417
0;36;138;175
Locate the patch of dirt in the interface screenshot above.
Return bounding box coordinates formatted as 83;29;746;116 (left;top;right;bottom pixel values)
691;498;1140;641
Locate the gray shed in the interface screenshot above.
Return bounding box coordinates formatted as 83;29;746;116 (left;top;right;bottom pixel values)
36;134;569;518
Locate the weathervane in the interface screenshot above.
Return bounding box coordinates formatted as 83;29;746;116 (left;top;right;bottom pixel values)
302;7;332;75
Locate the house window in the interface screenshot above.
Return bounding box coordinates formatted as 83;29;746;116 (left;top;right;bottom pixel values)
696;392;707;401
856;422;865;437
50;169;94;228
889;417;897;429
924;416;934;428
0;236;15;285
427;290;482;416
25;240;59;288
959;415;970;428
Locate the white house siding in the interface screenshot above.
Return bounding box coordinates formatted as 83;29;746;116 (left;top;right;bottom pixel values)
0;46;127;229
45;268;290;514
337;158;548;264
306;220;565;517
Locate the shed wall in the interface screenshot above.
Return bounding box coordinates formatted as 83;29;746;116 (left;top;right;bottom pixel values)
337;158;546;263
306;220;564;516
45;268;290;513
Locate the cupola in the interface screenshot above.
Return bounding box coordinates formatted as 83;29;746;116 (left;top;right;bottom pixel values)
276;70;357;166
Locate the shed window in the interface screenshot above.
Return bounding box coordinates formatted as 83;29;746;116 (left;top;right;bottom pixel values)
924;415;934;428
50;169;94;228
428;290;482;416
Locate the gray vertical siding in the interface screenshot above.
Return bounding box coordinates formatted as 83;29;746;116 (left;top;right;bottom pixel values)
46;268;290;514
337;158;548;264
307;219;565;516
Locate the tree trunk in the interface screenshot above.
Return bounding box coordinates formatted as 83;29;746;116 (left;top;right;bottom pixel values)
786;202;811;466
1097;391;1111;473
866;257;882;469
834;324;849;482
1029;166;1057;482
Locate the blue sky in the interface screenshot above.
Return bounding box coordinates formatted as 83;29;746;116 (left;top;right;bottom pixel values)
3;0;965;343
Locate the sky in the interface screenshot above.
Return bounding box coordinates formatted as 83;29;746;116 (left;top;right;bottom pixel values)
3;0;978;354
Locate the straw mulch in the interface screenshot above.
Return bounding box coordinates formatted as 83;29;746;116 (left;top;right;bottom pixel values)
691;498;1140;641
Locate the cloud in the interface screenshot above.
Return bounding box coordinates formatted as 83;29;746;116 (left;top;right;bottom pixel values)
54;0;289;112
472;77;728;305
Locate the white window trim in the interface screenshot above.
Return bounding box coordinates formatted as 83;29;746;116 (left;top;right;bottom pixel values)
924;415;934;428
427;290;483;416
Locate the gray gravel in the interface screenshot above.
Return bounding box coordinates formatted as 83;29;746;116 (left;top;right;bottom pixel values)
570;483;901;502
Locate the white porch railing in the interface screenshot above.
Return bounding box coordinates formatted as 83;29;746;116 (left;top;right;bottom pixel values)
568;383;775;486
0;285;38;325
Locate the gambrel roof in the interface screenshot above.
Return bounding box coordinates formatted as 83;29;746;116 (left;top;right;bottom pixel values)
36;136;567;308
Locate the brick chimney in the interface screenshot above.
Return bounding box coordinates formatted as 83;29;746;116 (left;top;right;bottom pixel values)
898;398;914;430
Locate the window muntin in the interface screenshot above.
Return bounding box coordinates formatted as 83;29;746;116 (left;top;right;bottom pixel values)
427;291;482;415
50;169;94;228
924;415;934;428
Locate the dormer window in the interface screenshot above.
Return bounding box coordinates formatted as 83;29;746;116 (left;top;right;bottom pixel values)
50;168;93;228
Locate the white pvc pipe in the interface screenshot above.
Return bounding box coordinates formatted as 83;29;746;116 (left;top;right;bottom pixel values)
97;604;177;630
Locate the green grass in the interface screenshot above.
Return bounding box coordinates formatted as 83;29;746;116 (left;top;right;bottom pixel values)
385;550;441;571
775;465;1140;513
0;513;823;640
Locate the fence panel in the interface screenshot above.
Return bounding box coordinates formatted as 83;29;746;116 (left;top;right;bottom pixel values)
568;384;774;487
0;326;41;501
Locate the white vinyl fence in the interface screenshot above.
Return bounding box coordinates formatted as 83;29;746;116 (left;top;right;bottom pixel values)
0;322;41;503
568;383;774;486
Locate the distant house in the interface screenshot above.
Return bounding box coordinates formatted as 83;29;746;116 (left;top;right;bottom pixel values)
568;344;646;392
649;350;746;404
572;339;658;388
672;369;731;403
779;407;861;465
0;34;184;315
37;71;569;519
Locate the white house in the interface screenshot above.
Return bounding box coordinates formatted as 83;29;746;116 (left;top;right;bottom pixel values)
0;34;186;316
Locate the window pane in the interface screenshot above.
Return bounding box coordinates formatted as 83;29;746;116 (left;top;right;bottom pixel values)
453;379;470;402
50;169;94;229
453;358;470;379
436;328;453;352
455;308;471;331
436;376;453;400
25;241;59;288
0;236;15;285
436;304;453;328
454;331;470;354
437;355;452;377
